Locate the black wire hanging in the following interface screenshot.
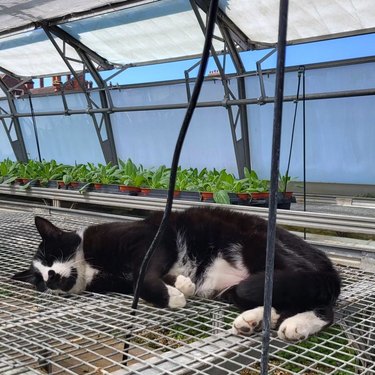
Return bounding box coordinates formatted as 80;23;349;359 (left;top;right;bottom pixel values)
28;93;42;162
284;68;302;191
131;0;219;311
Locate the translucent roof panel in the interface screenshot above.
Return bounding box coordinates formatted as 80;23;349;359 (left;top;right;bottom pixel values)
60;0;224;66
221;0;375;45
0;29;83;77
0;0;127;34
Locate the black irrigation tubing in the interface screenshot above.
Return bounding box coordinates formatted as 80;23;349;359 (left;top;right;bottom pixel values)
131;0;219;311
260;1;289;374
28;93;42;162
284;68;302;191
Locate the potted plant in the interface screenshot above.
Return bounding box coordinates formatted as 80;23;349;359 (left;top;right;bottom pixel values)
278;172;296;210
194;169;231;204
118;159;145;195
85;162;121;192
0;159;19;185
13;160;44;189
37;160;65;187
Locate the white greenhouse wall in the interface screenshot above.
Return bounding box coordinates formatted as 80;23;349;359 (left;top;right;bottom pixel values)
245;62;375;184
110;80;237;171
0;61;374;185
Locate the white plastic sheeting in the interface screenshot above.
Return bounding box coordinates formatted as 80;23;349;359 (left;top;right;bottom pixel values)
0;0;128;34
0;29;83;77
246;62;375;184
1;0;375;77
221;0;375;45
15;94;106;165
61;0;224;66
110;80;236;171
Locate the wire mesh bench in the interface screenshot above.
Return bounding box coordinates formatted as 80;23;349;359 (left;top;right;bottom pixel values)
1;209;374;374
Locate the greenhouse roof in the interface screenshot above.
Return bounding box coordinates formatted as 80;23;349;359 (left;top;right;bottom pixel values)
0;0;374;78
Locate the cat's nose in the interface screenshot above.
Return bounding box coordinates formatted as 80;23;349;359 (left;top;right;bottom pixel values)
46;270;60;289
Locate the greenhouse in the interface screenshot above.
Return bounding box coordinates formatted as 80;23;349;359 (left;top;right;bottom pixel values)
0;0;375;374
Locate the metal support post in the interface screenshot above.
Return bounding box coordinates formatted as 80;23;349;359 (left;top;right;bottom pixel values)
0;77;28;162
219;24;251;174
78;50;118;164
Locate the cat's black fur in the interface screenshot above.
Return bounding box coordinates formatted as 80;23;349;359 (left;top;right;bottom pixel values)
13;207;341;339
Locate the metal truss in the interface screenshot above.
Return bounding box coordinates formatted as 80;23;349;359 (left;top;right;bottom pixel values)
0;76;28;162
42;25;118;165
191;0;251;177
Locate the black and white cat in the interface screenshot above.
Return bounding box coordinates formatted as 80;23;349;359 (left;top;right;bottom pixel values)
12;207;341;341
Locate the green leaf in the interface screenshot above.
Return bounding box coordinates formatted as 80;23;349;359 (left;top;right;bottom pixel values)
213;190;230;204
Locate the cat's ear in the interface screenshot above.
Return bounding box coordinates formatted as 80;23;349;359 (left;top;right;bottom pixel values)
35;216;63;239
11;268;35;283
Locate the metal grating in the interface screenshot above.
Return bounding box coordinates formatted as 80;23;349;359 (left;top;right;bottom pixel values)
1;208;375;375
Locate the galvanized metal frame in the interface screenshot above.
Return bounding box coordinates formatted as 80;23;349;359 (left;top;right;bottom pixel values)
0;76;28;162
42;25;118;165
191;0;251;177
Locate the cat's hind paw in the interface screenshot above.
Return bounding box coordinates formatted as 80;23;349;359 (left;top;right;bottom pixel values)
175;275;196;297
277;311;327;341
166;285;187;309
232;307;279;336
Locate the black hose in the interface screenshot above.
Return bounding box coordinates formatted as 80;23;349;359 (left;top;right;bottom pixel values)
131;0;219;311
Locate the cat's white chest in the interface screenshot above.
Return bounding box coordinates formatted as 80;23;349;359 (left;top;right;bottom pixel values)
196;257;249;298
69;248;99;293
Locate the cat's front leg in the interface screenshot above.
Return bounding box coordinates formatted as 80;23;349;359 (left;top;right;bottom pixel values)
138;276;187;309
163;274;196;297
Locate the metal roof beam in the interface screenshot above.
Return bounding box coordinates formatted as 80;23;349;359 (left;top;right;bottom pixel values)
47;25;114;71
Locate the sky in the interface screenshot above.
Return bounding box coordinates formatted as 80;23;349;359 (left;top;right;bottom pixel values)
101;33;375;85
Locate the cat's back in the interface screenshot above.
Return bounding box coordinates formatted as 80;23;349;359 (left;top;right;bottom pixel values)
174;206;267;234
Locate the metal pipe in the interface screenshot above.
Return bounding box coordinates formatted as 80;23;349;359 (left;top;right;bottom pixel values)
261;1;289;374
1;87;374;120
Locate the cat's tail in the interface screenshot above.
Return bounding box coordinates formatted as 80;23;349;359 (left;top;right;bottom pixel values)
219;269;341;312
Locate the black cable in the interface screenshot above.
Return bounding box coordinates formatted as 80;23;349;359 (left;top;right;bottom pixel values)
302;66;307;239
131;0;219;311
284;68;302;192
28;93;42;162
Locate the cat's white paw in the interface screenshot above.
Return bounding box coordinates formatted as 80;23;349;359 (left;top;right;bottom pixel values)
175;275;196;297
166;285;187;309
232;307;279;336
278;311;327;341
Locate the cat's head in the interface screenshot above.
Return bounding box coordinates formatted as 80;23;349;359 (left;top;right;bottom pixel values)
12;216;82;293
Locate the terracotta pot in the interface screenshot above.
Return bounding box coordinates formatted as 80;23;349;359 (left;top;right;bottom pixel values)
70;182;80;189
200;192;214;201
140;187;151;196
236;192;250;201
57;181;66;188
173;190;181;198
251;192;269;200
119;185;141;195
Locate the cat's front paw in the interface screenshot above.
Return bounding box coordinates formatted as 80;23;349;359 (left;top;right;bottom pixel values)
175;275;195;297
277;311;327;341
166;285;187;309
232;307;279;336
